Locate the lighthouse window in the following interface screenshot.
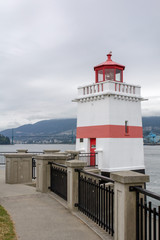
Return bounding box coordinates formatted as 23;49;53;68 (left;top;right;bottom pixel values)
116;69;121;82
98;70;103;82
80;138;83;143
125;121;128;134
105;69;114;81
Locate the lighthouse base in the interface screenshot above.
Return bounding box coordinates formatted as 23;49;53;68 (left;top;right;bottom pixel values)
101;169;145;178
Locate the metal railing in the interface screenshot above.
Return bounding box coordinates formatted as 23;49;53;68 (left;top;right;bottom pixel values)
76;169;114;236
32;158;36;179
130;186;160;240
79;152;98;167
49;162;67;201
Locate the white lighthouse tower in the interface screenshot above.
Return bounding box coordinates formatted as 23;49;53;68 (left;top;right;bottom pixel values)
74;52;145;176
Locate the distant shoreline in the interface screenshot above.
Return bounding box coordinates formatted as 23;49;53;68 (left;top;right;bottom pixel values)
144;143;160;146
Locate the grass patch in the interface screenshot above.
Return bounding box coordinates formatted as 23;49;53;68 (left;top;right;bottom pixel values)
0;205;17;240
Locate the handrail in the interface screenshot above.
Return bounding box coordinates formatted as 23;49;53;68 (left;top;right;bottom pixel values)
78;80;140;89
130;186;160;201
48;161;67;168
75;169;114;183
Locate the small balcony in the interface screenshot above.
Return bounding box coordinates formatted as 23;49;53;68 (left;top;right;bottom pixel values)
77;80;141;99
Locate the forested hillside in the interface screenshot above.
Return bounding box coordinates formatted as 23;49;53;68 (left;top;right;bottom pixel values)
0;118;77;144
0;116;160;144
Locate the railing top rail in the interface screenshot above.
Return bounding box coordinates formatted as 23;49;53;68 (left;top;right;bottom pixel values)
76;169;114;183
78;80;140;89
130;186;160;201
48;161;67;169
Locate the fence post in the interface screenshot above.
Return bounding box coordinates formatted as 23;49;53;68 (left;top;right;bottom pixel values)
5;151;33;184
66;160;87;211
110;171;149;240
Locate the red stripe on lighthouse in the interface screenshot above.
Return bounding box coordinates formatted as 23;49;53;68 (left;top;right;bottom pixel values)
76;125;143;138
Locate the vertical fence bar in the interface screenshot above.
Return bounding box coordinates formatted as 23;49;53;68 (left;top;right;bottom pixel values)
50;164;52;190
89;180;91;218
106;187;108;232
153;208;157;240
96;182;99;224
82;177;84;212
149;202;152;240
98;182;101;226
93;182;96;221
101;184;103;227
87;179;89;217
78;171;80;210
103;184;106;230
85;176;87;215
140;198;143;240
109;186;111;234
111;189;114;236
144;202;147;240
136;191;140;240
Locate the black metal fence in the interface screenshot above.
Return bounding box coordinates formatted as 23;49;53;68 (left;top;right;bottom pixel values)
130;186;160;240
49;162;67;201
76;169;114;236
79;152;98;167
32;158;36;179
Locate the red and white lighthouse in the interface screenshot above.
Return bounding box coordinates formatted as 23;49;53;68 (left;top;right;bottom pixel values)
74;52;145;175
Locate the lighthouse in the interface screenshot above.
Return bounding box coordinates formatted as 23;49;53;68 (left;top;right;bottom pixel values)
74;52;145;176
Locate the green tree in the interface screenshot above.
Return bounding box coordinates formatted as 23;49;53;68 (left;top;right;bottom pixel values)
0;134;10;144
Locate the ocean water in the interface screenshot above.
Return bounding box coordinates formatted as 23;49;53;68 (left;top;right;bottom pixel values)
0;144;160;195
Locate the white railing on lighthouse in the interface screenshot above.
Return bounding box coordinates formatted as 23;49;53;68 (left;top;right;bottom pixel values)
78;81;141;97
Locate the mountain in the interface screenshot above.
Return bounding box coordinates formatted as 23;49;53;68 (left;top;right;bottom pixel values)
0;118;77;144
0;116;160;144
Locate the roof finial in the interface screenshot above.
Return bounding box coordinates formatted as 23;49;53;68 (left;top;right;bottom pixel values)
107;51;112;61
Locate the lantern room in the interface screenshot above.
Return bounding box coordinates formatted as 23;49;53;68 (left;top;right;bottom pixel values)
94;52;125;83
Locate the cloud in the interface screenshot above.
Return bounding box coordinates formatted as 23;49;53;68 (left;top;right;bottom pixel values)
0;0;160;130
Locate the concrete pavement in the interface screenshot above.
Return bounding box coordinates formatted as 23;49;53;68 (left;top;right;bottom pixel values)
0;167;109;240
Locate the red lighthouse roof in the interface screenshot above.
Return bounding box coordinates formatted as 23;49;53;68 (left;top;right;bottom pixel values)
94;52;125;70
94;52;125;83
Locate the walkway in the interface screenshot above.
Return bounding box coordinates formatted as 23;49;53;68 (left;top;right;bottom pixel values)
0;167;109;240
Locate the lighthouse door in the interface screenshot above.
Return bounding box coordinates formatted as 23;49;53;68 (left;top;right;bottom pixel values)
90;138;96;166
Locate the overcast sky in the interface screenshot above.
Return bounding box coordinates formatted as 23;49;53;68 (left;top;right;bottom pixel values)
0;0;160;131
